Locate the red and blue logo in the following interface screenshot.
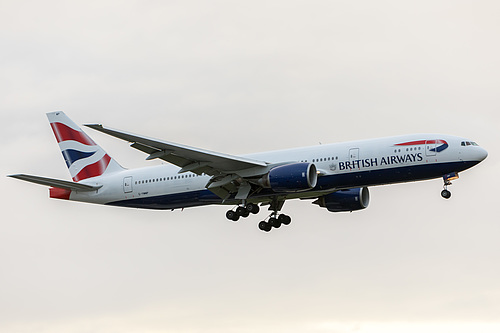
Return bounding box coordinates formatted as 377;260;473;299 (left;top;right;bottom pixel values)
394;139;449;153
50;122;111;182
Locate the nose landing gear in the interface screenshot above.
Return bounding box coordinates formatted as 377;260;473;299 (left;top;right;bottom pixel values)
441;179;452;199
441;172;458;199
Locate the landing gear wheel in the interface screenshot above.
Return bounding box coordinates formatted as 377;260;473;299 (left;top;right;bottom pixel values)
226;210;239;221
236;206;249;218
258;221;272;232
441;189;451;199
269;217;281;228
278;214;291;225
246;203;260;214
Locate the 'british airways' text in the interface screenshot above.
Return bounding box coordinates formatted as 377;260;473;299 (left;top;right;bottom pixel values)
338;153;423;170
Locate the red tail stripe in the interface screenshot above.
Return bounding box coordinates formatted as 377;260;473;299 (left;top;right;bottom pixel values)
73;154;111;182
50;122;96;146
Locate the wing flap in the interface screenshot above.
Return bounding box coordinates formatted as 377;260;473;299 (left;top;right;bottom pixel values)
130;142;160;155
8;174;102;191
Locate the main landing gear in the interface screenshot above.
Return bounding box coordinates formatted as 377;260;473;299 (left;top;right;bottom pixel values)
226;198;292;232
258;213;291;232
226;203;260;222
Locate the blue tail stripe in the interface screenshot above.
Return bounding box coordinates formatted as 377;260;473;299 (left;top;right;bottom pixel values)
61;149;96;168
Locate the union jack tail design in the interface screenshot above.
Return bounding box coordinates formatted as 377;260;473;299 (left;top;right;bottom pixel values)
47;111;124;182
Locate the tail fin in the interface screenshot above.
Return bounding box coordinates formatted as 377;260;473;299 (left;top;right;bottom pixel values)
47;111;125;182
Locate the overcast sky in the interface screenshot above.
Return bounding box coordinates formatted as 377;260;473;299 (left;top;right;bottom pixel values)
1;1;499;332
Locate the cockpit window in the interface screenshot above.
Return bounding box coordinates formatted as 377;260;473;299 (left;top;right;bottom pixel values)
461;141;479;146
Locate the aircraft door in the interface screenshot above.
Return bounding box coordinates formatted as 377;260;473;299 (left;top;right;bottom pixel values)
349;148;360;170
425;140;437;156
123;176;133;193
349;148;359;162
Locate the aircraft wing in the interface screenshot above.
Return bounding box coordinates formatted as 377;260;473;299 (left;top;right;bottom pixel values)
85;124;269;177
8;174;102;191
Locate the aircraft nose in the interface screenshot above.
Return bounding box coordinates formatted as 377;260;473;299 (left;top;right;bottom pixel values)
476;147;488;161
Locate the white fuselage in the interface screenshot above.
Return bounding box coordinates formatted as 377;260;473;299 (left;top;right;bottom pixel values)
68;133;487;210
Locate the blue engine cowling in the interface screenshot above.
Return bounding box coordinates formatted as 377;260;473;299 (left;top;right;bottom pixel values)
262;163;318;192
315;187;370;212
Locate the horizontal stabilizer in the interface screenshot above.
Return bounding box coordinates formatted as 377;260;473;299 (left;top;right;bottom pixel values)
8;174;102;191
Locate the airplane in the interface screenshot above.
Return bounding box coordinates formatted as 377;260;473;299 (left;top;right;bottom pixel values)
9;111;488;232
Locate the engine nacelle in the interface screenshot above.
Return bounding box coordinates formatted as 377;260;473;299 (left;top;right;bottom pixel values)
260;163;317;192
315;187;370;212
